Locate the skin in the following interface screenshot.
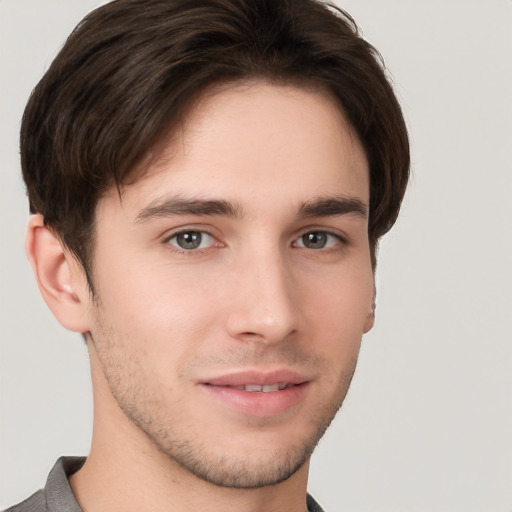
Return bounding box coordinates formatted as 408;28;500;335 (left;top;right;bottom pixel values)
27;82;374;512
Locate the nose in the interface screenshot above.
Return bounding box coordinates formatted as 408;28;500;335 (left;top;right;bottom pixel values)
225;249;299;345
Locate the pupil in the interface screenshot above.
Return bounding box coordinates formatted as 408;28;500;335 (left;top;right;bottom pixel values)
303;232;327;249
177;231;201;249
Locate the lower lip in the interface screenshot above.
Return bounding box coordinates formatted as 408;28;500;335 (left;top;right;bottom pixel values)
199;383;309;417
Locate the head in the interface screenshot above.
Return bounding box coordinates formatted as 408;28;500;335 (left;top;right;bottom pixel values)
21;0;409;491
21;0;409;289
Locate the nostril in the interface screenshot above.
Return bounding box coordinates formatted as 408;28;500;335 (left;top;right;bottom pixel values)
238;332;266;342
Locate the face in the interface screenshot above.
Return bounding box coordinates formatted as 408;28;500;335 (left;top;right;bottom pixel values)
85;82;374;488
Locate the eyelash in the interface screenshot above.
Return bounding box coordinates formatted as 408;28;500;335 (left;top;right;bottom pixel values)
164;229;220;254
163;228;347;255
293;230;345;251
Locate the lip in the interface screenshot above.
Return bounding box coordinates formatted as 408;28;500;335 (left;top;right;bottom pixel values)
200;369;309;387
197;369;311;417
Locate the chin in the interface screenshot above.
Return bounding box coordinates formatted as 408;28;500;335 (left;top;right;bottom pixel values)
140;405;340;489
164;438;314;488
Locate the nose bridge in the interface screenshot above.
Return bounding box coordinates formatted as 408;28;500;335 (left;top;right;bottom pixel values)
225;240;298;344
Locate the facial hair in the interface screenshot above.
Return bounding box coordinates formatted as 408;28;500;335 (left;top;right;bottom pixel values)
89;316;359;489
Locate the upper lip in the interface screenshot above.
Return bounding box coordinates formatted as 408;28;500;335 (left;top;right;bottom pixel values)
199;369;310;387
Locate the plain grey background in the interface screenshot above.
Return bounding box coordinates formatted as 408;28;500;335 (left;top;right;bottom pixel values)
1;1;511;510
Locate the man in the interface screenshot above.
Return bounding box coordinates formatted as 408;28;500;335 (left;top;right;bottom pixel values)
5;0;409;510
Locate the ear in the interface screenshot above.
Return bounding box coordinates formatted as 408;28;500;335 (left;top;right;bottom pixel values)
363;305;375;333
363;285;376;334
25;214;92;333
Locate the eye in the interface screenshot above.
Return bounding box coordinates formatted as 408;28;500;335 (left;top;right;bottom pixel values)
294;231;341;250
167;230;215;251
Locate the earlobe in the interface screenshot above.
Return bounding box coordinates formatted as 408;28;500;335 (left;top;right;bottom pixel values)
26;214;91;333
363;301;375;334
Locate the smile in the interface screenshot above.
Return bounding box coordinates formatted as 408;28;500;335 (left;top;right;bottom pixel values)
214;383;290;392
198;370;311;417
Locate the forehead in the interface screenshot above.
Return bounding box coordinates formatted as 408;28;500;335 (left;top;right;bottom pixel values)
105;81;369;214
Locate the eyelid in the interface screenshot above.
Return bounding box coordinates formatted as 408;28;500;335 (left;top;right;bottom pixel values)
160;224;349;255
163;227;222;254
292;228;348;250
161;223;217;241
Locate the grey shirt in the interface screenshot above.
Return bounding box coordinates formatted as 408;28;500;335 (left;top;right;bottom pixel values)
4;457;325;512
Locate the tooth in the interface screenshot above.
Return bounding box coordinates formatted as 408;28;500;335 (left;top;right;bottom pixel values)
245;385;262;392
278;383;287;390
262;384;280;392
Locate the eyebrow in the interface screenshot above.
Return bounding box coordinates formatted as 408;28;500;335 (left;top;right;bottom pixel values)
135;194;367;223
298;196;368;219
135;197;243;222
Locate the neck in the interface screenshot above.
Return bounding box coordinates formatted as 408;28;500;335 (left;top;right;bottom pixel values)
70;347;310;512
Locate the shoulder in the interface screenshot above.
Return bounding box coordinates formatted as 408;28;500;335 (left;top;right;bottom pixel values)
2;490;45;512
2;456;86;512
307;494;326;512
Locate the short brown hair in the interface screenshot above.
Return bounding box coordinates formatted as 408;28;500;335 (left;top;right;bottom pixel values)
21;0;409;287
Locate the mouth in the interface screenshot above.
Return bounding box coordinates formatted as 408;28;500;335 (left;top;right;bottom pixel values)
211;383;292;392
198;370;310;417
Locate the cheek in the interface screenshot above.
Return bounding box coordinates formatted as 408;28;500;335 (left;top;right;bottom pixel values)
299;263;373;345
93;257;224;351
302;258;373;313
